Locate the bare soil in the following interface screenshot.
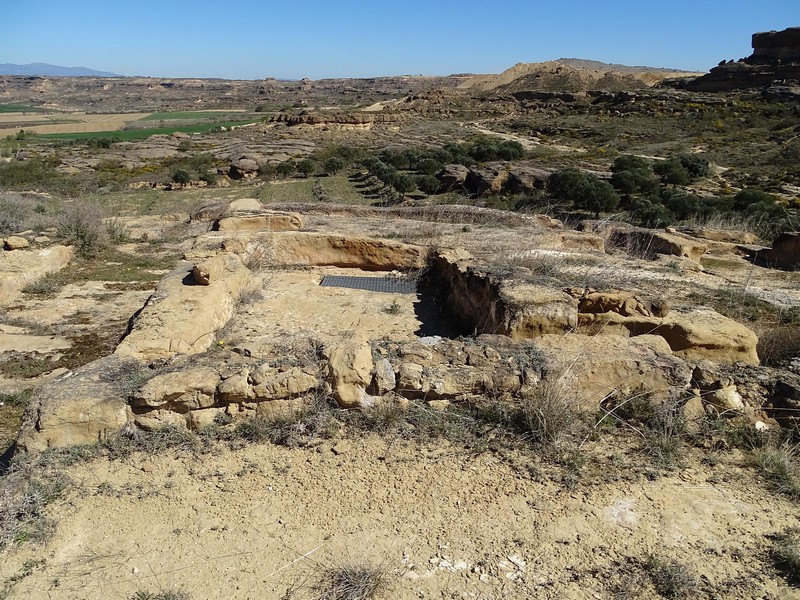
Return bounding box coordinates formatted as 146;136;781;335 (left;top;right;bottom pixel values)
2;435;798;600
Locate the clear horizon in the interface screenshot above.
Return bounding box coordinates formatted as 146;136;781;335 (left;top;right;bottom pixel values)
1;1;797;80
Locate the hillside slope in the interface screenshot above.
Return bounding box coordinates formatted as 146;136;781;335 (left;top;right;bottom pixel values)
460;59;703;93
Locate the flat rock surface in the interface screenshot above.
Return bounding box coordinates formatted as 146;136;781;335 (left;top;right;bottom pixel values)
0;333;71;354
225;267;428;348
0;245;74;306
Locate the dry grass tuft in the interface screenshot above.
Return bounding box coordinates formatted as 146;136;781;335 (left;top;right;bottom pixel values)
521;374;583;449
643;554;698;599
313;562;389;600
751;443;800;500
234;395;338;447
772;527;800;584
243;241;275;272
757;326;800;367
130;590;191;600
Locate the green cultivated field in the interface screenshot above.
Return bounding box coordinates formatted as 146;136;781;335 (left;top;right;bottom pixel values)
33;119;260;141
140;110;246;121
0;103;48;113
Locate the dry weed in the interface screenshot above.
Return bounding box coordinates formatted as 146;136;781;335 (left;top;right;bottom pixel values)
521;374;583;449
312;562;389;600
244;241;275;271
643;554;698;599
772;527;800;584
56;201;109;257
751;443;800;500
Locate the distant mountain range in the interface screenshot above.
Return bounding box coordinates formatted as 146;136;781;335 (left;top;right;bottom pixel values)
0;63;120;77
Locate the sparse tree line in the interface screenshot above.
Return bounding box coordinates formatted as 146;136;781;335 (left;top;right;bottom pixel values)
256;137;525;200
0;132;795;236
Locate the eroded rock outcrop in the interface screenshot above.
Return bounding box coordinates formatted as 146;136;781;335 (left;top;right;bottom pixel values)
428;248;578;338
436;164;470;192
763;232;800;269
535;333;691;405
115;254;252;361
578;308;759;365
685;27;800;93
191;231;427;271
436;162;552;197
3;236;30;250
131;367;220;412
580;221;709;262
16;355;133;452
213;198;304;233
323;341;374;408
430;248;756;364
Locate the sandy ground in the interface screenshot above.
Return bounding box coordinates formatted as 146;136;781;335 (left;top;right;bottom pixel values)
2;436;799;600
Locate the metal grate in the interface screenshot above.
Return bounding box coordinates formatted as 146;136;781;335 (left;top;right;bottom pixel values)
320;275;417;294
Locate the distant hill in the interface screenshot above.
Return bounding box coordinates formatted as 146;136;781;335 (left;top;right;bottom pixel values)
459;59;703;93
0;63;120;77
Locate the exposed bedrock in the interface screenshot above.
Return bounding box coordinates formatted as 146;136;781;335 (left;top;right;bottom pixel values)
189;231;428;271
16;355;132;452
115;253;253;361
427;248;758;365
0;245;74;306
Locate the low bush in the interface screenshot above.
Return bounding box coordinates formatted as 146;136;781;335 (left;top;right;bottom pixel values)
0;193;31;234
21;276;65;296
757;327;800;367
56;201;109;257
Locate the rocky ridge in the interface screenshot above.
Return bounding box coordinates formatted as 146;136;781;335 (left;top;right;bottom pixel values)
685;27;800;95
8;199;792;453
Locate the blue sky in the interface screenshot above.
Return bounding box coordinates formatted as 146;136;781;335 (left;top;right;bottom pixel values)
1;1;797;79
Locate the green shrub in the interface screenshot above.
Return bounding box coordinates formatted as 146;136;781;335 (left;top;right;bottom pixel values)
297;159;316;178
416;175;440;195
548;168;620;217
654;158;691;186
171;169;192;184
199;170;218;185
733;188;775;211
323;157;345;175
275;160;295;178
678;153;711;178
